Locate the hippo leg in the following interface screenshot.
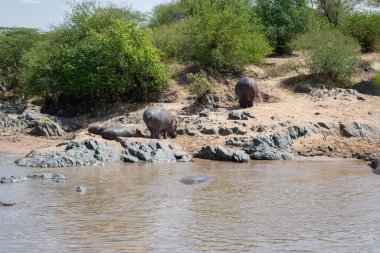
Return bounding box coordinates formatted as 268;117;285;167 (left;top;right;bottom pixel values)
248;99;253;107
162;130;168;139
150;128;161;139
239;99;248;108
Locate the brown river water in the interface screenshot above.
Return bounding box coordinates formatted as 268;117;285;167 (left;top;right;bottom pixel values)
1;153;380;253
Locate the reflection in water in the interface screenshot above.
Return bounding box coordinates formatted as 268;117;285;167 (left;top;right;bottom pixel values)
0;153;380;252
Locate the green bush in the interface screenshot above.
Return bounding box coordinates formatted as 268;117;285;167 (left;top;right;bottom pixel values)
254;0;310;55
21;2;168;100
148;21;187;60
149;1;189;27
340;12;380;52
0;27;42;90
187;71;212;96
294;27;361;85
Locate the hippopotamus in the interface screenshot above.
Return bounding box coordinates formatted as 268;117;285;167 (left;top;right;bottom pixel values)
143;105;177;139
370;159;380;175
101;127;143;140
180;175;210;185
235;77;258;108
88;125;110;135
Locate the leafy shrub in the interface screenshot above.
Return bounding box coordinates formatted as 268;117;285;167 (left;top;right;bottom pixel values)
21;2;168;100
0;27;42;90
254;0;310;55
181;8;271;72
340;12;380;52
294;27;361;85
149;1;189;27
148;21;187;60
187;71;212;96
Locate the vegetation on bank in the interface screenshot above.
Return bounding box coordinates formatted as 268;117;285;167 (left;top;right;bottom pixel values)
0;0;379;110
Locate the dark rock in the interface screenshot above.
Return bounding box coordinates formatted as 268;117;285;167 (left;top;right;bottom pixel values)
19;110;66;137
232;150;251;163
199;109;211;117
76;186;87;192
340;122;380;139
16;139;120;168
271;125;278;130
29;120;66;137
28;173;66;183
201;127;218;135
271;114;280;121
353;80;380;96
251;124;266;132
0;84;6;92
310;87;364;101
227;124;317;160
294;83;312;93
0;111;21;132
0;202;16;207
195;145;250;163
180;175;210;185
316;122;335;130
328;144;333;151
120;140;192;163
279;120;291;127
0;176;27;184
52;117;86;132
218;127;246;136
228;111;253;120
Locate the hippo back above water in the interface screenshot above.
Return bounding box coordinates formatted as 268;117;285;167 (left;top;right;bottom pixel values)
235;77;258;108
143;105;177;139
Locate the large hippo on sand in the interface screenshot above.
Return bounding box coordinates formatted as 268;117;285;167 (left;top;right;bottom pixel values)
143;105;177;139
235;77;258;108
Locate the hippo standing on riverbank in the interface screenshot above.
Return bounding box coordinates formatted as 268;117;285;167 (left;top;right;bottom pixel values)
143;105;177;139
235;77;258;108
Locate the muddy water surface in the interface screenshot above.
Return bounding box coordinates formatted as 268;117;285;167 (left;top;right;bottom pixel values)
1;153;379;252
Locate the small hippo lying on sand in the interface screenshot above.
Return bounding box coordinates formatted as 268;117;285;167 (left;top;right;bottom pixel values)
88;125;143;140
143;105;177;139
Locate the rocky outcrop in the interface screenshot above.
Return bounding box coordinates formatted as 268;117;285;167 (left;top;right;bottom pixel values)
19;110;65;137
294;83;313;93
16;139;120;168
309;87;365;101
218;127;246;136
120;140;192;163
228;111;254;120
0;176;27;184
195;145;250;163
28;173;66;183
227;124;317;160
0;111;21;132
340;122;380;139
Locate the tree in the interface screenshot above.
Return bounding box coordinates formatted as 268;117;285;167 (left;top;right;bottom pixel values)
149;1;189;27
21;1;168;100
0;27;42;90
254;0;310;55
